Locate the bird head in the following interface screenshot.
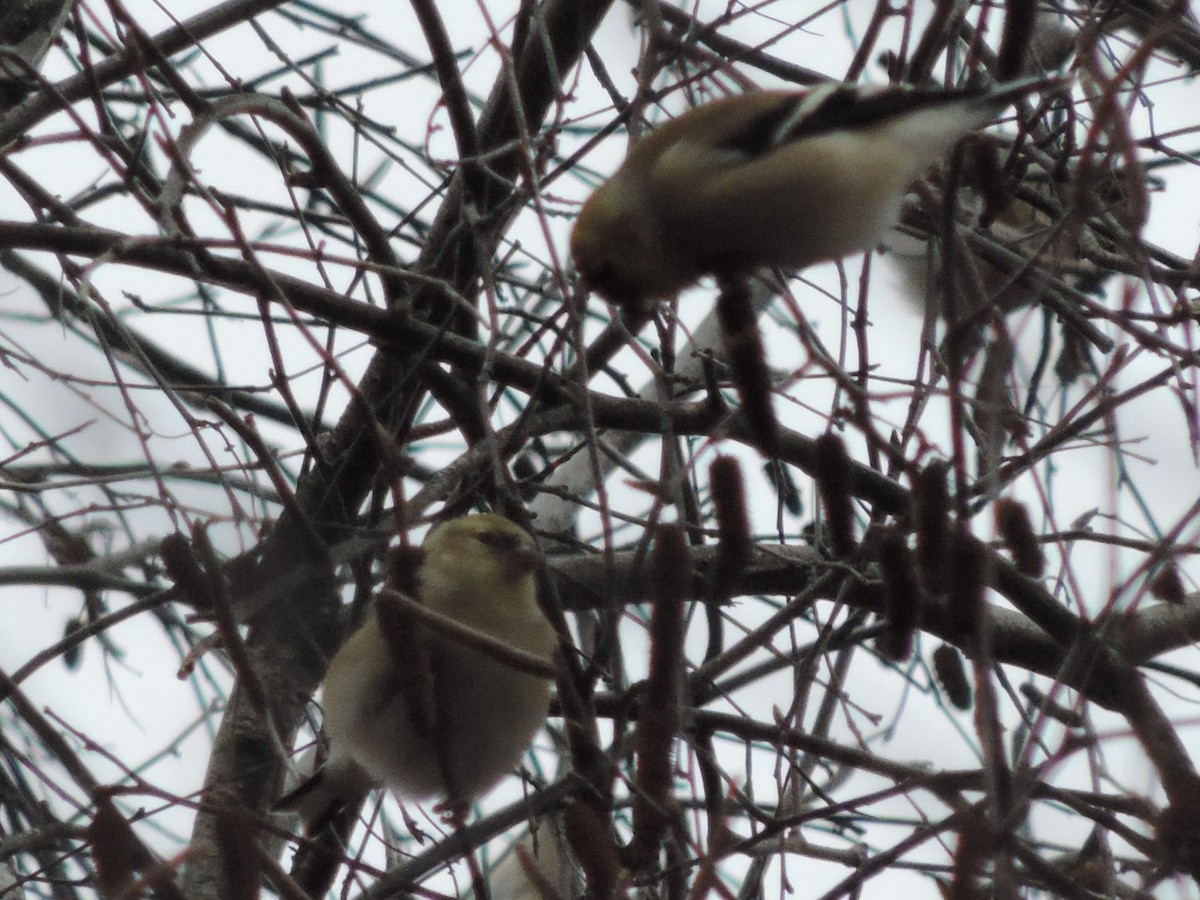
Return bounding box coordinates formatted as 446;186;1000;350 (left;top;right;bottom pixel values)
571;178;691;312
419;514;540;617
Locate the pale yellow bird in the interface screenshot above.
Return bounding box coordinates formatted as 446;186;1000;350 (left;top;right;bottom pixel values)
571;78;1063;313
278;513;556;830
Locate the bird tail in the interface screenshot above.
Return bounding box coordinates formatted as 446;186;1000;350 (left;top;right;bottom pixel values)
970;74;1071;112
274;758;374;834
876;74;1068;167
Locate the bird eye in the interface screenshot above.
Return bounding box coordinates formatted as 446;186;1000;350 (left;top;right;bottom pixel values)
581;260;630;305
586;260;617;292
475;530;521;553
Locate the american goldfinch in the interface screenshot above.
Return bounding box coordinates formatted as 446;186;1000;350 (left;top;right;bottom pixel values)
571;79;1061;311
278;513;556;830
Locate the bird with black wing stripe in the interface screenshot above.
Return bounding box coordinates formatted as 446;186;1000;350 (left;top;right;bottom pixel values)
571;78;1065;313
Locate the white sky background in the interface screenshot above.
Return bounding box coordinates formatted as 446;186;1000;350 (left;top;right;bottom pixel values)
2;0;1200;898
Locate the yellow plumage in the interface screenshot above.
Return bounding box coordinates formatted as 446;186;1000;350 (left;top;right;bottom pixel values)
279;513;556;830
